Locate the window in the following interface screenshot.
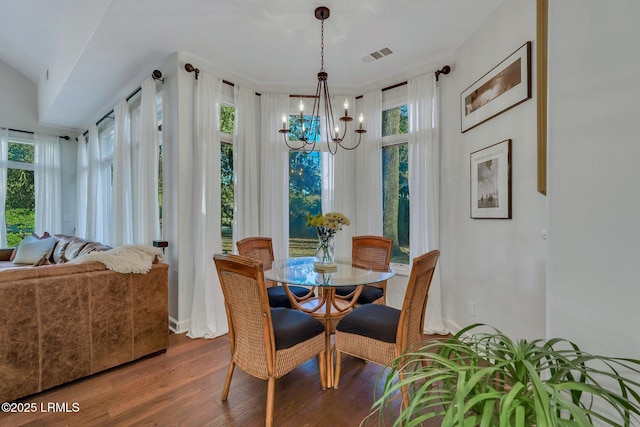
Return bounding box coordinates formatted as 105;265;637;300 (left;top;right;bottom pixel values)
289;151;321;257
220;103;235;253
287;110;322;256
382;105;410;265
4;139;35;246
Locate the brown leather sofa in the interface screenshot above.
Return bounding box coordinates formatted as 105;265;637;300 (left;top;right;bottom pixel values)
0;235;169;402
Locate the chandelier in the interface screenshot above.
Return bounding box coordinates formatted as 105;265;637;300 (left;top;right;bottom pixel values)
279;6;366;154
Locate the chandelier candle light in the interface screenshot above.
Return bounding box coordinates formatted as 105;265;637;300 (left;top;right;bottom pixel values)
279;6;366;154
307;212;350;272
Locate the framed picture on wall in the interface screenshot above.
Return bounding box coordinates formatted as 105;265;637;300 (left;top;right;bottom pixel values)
470;139;512;219
461;42;531;133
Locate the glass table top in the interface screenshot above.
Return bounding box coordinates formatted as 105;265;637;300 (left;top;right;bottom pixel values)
264;257;395;287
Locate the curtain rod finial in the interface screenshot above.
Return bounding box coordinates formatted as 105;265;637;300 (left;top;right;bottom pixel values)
152;69;164;83
435;65;451;81
185;63;200;80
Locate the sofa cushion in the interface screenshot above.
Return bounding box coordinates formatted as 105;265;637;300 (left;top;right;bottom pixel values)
62;238;90;262
12;236;57;265
78;242;111;256
51;235;75;264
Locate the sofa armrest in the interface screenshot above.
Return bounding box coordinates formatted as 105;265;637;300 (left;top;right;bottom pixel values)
0;248;14;261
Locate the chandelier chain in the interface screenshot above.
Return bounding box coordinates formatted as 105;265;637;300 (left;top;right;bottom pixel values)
320;18;325;71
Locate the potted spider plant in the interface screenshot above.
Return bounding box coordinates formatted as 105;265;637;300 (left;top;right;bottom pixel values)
365;324;640;426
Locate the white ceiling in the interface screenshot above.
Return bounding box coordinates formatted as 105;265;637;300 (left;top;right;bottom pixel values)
0;0;504;130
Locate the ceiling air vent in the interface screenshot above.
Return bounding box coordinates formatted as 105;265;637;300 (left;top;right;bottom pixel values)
362;47;395;63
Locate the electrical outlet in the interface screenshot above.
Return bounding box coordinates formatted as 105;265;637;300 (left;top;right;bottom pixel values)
469;300;475;317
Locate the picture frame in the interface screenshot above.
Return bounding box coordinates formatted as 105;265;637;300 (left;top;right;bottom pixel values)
470;139;511;219
461;42;531;133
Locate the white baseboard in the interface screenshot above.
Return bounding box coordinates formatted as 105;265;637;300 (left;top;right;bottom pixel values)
169;316;190;334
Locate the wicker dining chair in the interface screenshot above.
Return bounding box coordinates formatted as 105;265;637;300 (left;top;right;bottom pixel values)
236;236;313;308
333;250;440;403
214;254;327;427
334;235;393;305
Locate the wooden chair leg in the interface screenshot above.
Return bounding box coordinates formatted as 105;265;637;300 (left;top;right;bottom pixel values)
221;360;235;400
318;351;327;390
334;349;342;389
266;377;275;427
399;370;409;409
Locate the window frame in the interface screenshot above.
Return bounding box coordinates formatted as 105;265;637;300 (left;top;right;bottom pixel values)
381;95;411;273
2;136;36;245
219;100;235;254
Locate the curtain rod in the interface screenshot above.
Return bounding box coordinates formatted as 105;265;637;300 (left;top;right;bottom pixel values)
7;127;70;141
79;70;165;140
184;62;451;99
184;63;263;96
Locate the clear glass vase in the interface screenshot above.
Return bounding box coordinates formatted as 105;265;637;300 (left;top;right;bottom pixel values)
315;234;335;265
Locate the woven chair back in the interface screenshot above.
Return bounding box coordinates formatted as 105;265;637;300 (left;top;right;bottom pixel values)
397;250;440;349
236;237;276;288
214;254;273;379
352;235;393;271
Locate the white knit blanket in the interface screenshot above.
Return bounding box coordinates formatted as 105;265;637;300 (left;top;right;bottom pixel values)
70;244;164;274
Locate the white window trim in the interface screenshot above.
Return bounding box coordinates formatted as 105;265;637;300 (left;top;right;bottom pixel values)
1;139;35;171
381;103;410;267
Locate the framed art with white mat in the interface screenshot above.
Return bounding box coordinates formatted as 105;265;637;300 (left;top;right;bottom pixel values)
470;139;512;219
461;42;531;133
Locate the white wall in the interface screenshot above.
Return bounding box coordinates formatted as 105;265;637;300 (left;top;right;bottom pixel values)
0;59;78;237
547;0;640;356
439;0;547;339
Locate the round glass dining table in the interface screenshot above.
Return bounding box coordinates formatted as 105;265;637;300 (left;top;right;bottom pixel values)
265;256;395;287
264;256;395;388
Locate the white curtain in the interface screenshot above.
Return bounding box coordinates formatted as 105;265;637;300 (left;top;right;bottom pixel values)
233;85;260;245
86;132;97;243
75;135;88;238
354;90;383;236
260;93;290;257
187;71;227;339
111;99;134;246
86;125;104;242
0;128;7;247
34;133;62;235
132;77;160;244
408;73;446;335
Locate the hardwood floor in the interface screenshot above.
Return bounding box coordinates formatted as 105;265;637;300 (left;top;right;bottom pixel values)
0;332;446;426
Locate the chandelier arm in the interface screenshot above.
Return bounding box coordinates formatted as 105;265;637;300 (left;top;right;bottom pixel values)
327;138;338;155
303;140;318;154
337;131;364;150
310;81;322;143
337;122;349;143
321;83;331;144
283;133;307;151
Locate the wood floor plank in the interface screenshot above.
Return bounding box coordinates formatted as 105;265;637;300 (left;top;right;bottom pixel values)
0;332;446;426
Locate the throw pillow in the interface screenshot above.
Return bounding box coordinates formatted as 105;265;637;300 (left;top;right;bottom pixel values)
10;232;52;261
12;236;57;265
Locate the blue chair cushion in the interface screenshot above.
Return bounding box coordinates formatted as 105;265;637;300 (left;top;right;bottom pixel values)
336;303;400;343
334;285;384;305
267;285;310;308
271;308;325;350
